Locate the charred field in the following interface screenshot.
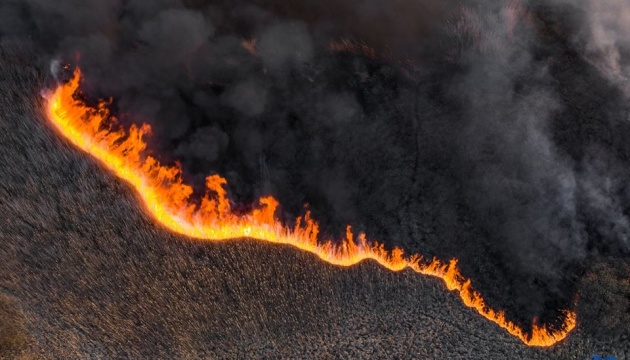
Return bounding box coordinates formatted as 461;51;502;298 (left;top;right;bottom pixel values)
1;0;630;358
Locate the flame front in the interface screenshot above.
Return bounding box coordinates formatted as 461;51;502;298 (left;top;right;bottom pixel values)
45;69;576;347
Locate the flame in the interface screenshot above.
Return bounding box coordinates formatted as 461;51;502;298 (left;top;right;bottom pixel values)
45;68;576;347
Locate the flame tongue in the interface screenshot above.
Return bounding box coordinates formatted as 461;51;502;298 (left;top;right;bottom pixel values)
46;68;576;347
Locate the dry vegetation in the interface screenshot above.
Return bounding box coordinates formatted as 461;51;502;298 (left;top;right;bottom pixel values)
0;293;30;359
0;38;629;358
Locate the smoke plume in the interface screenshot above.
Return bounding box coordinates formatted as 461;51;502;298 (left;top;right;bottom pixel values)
2;0;629;328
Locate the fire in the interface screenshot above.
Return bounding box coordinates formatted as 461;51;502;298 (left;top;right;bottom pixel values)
45;68;576;347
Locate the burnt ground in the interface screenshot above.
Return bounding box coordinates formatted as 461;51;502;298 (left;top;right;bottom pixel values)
0;37;629;359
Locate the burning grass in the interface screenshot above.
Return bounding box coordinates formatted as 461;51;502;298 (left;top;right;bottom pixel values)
43;67;576;347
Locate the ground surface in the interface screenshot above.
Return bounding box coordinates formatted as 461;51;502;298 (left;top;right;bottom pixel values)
0;39;629;359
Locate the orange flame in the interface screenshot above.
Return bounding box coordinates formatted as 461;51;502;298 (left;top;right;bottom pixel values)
45;68;576;347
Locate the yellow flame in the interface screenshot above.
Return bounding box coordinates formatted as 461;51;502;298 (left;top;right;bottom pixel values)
45;68;576;347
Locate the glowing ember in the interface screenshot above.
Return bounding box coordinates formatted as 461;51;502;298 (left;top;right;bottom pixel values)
45;68;576;347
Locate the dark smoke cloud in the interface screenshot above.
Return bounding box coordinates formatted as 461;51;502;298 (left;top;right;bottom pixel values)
2;0;630;327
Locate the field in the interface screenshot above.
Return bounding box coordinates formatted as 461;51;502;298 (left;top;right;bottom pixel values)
1;38;629;359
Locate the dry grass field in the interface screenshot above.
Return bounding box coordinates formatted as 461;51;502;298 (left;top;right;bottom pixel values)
0;38;629;359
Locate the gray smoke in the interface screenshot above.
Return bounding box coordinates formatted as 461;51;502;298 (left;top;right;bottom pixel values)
576;0;630;96
450;3;586;278
2;0;629;327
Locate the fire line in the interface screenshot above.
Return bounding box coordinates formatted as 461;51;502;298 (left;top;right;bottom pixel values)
44;68;576;347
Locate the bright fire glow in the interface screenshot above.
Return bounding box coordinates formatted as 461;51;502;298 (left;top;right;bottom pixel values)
45;68;576;347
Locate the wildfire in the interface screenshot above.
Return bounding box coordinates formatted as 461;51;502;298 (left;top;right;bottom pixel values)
45;68;576;347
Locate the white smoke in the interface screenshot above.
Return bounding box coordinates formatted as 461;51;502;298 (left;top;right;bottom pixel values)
49;58;62;79
581;0;630;97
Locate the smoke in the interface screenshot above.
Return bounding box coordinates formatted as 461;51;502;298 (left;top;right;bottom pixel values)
2;0;630;327
451;6;586;278
578;0;630;96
